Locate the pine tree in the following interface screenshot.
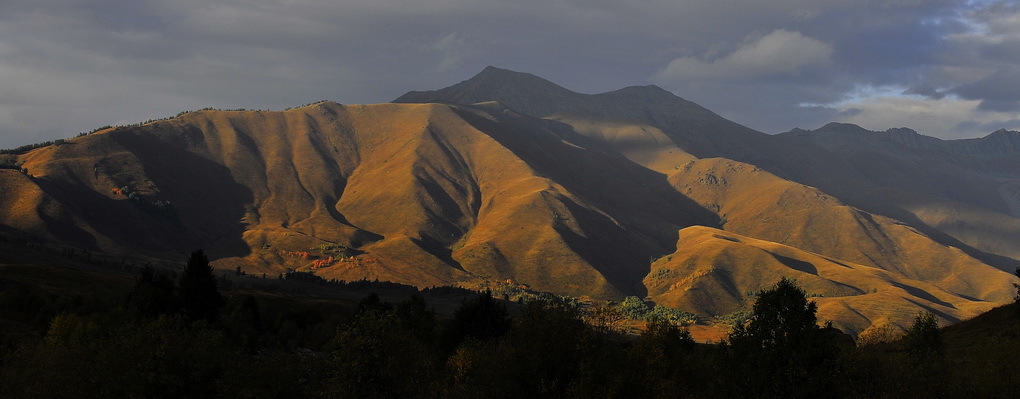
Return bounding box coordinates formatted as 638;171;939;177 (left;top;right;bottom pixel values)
179;250;223;322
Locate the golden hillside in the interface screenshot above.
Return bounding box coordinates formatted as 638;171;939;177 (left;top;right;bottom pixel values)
2;67;1018;335
646;226;1009;335
2;101;713;299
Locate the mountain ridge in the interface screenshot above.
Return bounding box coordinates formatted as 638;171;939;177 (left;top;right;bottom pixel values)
1;67;1018;335
782;122;1020;157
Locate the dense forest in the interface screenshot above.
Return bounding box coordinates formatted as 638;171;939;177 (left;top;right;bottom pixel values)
1;246;1019;398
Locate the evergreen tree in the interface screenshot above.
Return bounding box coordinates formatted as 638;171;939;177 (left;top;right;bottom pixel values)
179;250;223;323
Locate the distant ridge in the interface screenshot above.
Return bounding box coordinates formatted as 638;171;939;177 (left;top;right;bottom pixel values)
782;122;1020;156
395;66;737;132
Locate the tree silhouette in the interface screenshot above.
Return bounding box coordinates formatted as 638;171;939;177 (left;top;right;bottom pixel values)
904;311;942;361
441;290;510;352
395;293;436;343
126;266;179;319
179;250;223;322
726;278;838;398
731;278;819;350
1014;267;1020;302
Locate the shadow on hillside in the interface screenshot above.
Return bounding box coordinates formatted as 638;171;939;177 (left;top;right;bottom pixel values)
108;125;255;259
893;281;956;309
452;106;722;298
771;253;818;275
893;207;1020;274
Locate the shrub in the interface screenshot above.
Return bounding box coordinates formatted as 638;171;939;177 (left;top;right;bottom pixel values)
617;296;650;319
647;304;697;326
856;323;901;347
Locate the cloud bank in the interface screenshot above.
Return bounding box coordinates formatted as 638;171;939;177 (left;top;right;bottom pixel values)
0;0;1018;148
655;30;834;80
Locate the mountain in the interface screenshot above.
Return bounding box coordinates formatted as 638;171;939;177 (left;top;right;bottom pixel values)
779;123;1020;263
1;67;1017;335
1;101;719;300
401;69;1020;271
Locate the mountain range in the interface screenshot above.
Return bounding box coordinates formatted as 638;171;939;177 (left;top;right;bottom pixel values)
2;66;1018;335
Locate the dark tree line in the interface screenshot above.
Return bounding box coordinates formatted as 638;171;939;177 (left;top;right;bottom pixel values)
2;265;1018;398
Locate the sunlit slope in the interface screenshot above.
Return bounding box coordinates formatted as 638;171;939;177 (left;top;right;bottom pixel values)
667;157;1015;303
645;226;1009;334
2;65;1017;336
2;102;715;297
399;67;1020;273
0;170;60;238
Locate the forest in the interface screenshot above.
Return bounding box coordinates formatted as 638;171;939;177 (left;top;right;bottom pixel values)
1;247;1019;398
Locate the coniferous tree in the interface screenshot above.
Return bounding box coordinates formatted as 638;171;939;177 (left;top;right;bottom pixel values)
179;250;222;323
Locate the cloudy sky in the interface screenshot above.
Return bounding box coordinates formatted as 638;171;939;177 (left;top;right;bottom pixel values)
2;0;1019;148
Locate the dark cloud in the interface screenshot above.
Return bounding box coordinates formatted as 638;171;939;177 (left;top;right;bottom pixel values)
952;67;1020;112
838;108;864;118
904;84;948;100
0;0;1018;148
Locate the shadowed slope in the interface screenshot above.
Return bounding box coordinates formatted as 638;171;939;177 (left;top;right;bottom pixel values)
780;123;1020;266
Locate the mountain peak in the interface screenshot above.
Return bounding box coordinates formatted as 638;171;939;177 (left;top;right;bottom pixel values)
469;66;556;87
393;66;765;152
817;122;870;134
985;128;1020;139
602;84;677;99
393;66;577;116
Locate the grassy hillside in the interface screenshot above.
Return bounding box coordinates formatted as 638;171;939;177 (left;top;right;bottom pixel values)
2;68;1017;336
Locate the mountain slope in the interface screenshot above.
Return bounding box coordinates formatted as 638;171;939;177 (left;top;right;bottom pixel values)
646;226;1007;335
2;101;719;298
398;67;1020;271
1;67;1016;336
392;66;1019;332
780;123;1020;263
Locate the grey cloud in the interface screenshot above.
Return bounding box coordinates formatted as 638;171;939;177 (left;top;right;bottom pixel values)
904;84;948;100
838;108;864;118
655;30;834;81
952;67;1020;112
0;0;1017;149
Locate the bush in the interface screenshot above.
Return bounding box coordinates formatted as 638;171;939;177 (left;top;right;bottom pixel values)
617;296;650;319
647;305;697;326
856;323;901;347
